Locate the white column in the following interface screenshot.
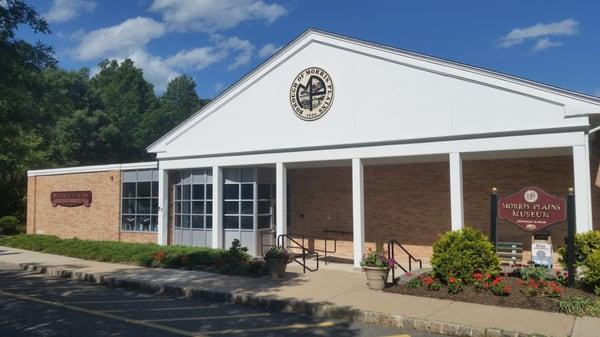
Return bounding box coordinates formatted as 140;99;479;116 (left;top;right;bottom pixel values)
157;168;169;245
573;145;593;233
449;152;464;231
352;158;365;269
211;166;223;248
275;162;287;239
584;134;594;228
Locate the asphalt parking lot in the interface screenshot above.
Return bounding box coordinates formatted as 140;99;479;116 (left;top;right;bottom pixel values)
0;266;449;337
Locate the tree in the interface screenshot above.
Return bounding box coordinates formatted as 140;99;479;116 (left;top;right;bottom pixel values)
142;75;207;145
90;59;158;162
0;0;56;219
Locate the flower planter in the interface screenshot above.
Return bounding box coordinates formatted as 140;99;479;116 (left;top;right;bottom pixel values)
363;266;390;290
266;257;288;278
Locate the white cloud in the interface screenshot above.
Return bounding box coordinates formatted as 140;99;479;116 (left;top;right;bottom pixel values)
45;0;96;23
214;82;225;92
258;43;280;58
498;19;578;52
216;36;255;70
530;38;563;53
149;0;286;32
88;35;255;93
72;17;165;61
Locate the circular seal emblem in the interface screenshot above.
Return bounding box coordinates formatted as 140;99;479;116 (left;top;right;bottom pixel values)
289;67;334;121
524;189;539;203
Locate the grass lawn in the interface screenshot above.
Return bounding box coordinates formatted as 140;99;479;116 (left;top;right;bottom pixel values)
0;234;266;277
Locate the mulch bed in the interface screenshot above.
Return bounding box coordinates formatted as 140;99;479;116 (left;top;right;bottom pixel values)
384;275;595;313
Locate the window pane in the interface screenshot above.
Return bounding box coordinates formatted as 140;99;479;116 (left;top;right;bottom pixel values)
175;201;181;213
224;216;239;229
182;201;190;214
224;201;239;214
137;215;151;231
241;216;253;230
137;199;151;214
206;201;212;214
206;184;213;200
258;200;270;214
192;184;204;200
258;215;271;229
192;201;204;214
122;199;135;214
151;216;158;231
123;183;136;198
241;184;253;199
151;198;158;214
151;181;158;197
182;215;190;228
174;185;182;200
137;182;151;197
241;168;254;182
205;216;212;228
192;215;204;229
175;214;181;227
258;184;270;199
224;184;239;199
122;215;135;230
182;185;191;200
241;201;253;214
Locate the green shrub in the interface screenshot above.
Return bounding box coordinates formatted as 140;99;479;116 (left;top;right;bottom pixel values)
558;296;600;317
581;250;600;291
431;227;500;284
558;231;600;267
0;235;266;277
0;216;24;235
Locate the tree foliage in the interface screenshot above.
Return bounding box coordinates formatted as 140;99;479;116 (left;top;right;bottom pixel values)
0;0;209;221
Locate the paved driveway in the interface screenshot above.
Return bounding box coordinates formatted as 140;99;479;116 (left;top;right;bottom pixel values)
0;267;448;337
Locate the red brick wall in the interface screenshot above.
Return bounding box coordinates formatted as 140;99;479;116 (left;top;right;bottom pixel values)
26;170;158;244
289;155;600;265
27;171;121;241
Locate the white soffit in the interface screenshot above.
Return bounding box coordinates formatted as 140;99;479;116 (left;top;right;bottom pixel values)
28;161;158;177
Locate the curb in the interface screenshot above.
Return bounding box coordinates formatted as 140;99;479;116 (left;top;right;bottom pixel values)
1;261;544;337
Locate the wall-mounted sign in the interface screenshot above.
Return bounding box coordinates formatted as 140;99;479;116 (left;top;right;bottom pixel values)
50;191;92;207
498;187;566;232
289;67;334;121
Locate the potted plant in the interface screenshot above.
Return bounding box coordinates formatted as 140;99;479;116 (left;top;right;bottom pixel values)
264;247;290;278
360;248;395;290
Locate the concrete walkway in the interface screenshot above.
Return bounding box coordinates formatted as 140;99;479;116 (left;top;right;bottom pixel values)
0;246;598;337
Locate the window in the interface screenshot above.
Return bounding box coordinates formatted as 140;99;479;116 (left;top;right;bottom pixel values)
223;168;255;231
121;169;159;232
174;169;213;231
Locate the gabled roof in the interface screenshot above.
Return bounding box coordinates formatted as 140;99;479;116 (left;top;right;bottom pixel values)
147;28;600;154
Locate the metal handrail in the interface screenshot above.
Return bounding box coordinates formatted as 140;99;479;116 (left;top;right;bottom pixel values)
323;229;351;264
259;230;276;256
277;234;319;273
387;239;423;284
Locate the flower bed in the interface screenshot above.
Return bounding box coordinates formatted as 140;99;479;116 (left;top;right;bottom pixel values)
386;269;597;314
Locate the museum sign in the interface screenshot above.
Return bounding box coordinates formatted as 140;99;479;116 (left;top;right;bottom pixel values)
497;187;566;232
50;191;93;207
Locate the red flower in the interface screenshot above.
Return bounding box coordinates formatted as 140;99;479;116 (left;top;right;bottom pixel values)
473;272;482;281
484;273;492;279
492;277;503;286
422;276;434;286
503;285;511;294
484;282;490;289
449;277;456;284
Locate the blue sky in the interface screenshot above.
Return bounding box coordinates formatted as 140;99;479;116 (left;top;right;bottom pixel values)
17;0;600;99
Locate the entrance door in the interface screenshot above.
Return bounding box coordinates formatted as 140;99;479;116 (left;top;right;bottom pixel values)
173;169;213;247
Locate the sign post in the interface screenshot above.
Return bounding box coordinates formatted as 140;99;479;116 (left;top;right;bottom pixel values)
567;188;576;287
490;187;498;248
